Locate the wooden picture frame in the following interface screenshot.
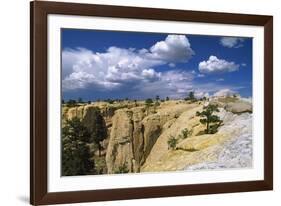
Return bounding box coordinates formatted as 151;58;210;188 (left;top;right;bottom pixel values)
30;1;273;205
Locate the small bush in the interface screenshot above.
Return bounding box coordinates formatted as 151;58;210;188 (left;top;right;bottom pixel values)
66;99;77;107
105;99;114;104
180;128;193;139
115;162;129;174
155;95;160;102
167;135;178;150
78;97;83;103
155;101;160;106
145;98;153;106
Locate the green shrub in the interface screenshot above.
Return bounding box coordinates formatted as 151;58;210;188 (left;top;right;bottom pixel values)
155;101;160;106
179;128;193;139
167;135;178;150
184;91;196;102
145;98;153;106
155;95;160;102
66;99;77;107
196;104;222;134
62;117;94;176
115;162;129;174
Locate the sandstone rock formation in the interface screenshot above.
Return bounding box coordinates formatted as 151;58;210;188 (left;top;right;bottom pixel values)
142;106;252;172
224;101;252;114
105;102;199;173
185;110;252;170
62;97;253;175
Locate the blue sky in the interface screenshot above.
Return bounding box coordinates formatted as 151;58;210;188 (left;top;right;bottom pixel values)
62;29;252;101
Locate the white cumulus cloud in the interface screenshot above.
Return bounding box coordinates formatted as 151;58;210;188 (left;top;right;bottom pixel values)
149;35;194;62
62;47;163;91
198;55;239;74
220;37;245;48
62;35;196;98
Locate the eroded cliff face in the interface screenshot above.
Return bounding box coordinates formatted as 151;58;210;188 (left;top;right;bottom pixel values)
105;102;200;173
63;97;253;174
105;108;141;173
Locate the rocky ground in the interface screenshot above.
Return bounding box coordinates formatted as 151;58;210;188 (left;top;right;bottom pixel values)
62;96;253;174
185;111;252;170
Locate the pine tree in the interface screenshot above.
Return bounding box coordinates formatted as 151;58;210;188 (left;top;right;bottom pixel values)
145;98;153;106
62;117;94;176
196;104;222;134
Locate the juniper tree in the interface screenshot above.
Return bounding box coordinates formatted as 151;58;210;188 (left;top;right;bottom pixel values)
145;98;153;106
188;91;195;100
62;117;94;176
167;135;178;150
184;91;195;101
66;99;77;107
155;95;160;102
196;104;222;134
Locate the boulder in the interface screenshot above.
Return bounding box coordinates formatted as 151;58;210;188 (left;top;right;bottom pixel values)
224;101;252;114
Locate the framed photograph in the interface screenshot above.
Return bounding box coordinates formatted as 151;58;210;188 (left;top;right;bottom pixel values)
30;1;273;205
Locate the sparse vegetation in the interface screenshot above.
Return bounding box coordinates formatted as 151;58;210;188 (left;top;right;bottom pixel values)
145;98;153;106
66;99;77;107
188;91;195;100
78;97;83;103
154;101;160;106
179;128;193;139
114;162;129;174
184;91;196;102
155;95;160;102
196;104;222;134
94;156;107;174
167;128;193;151
104;99;114;104
167;135;178;150
61;93;251;175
